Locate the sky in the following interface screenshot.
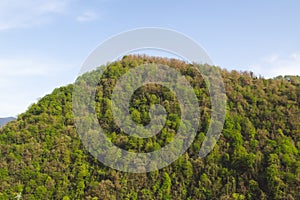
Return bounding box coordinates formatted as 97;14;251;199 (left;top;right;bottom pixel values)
0;0;300;117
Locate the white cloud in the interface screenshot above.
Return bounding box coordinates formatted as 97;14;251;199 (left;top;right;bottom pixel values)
0;56;77;117
0;0;70;30
249;53;300;78
76;11;99;22
0;56;73;76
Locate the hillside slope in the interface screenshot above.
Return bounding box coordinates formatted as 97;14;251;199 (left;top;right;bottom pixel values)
0;56;299;200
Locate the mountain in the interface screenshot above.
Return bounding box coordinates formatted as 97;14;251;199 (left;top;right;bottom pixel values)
0;117;15;127
0;55;299;199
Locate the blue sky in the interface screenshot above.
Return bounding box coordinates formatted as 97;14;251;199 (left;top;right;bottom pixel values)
1;0;300;117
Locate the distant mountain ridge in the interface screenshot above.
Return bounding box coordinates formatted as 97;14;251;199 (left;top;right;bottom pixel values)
0;117;15;127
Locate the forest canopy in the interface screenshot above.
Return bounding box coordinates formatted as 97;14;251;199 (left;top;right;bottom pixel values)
0;55;299;200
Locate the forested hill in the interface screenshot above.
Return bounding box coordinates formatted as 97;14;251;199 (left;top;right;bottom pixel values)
0;55;299;199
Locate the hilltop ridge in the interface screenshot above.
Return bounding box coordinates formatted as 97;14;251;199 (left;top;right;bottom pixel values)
0;55;299;199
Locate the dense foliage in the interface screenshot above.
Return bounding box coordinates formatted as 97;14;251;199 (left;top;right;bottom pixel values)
0;55;299;199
